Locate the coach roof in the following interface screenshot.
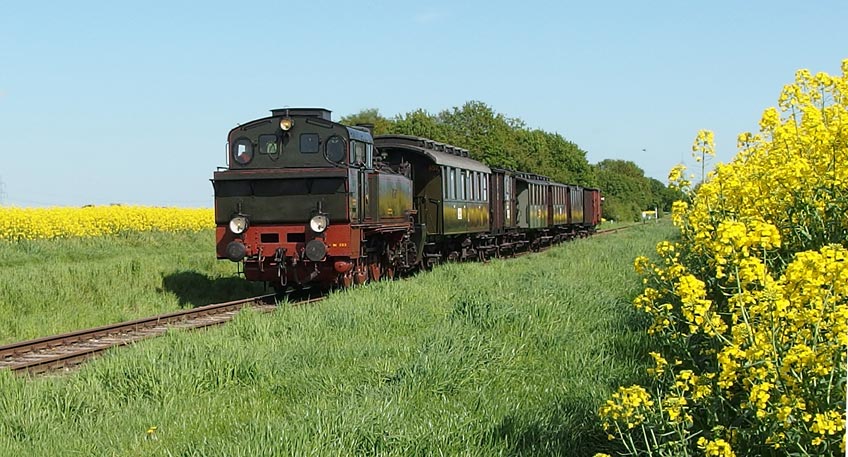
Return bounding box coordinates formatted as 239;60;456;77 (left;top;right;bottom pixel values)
375;134;491;174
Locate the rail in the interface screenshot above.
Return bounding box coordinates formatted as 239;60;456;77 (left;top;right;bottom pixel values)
0;294;321;375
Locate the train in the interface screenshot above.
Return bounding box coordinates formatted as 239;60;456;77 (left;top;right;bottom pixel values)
212;108;601;292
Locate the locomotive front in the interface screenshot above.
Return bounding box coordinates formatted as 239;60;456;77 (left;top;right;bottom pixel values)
213;108;414;291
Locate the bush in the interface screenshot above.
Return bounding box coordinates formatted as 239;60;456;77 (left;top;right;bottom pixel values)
599;60;848;456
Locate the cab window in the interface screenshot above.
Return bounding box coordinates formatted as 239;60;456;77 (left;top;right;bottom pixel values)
232;138;253;165
325;135;345;163
351;141;366;165
259;135;278;155
365;144;373;168
300;133;320;154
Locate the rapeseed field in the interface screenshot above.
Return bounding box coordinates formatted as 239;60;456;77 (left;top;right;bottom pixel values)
0;206;213;241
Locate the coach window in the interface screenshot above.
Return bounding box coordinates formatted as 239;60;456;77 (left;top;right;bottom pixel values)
478;173;484;201
482;174;488;201
300;133;320;153
448;167;456;200
477;174;482;201
458;170;466;200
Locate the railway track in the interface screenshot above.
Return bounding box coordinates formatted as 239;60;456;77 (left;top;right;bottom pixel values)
1;226;632;377
0;294;320;376
596;224;638;235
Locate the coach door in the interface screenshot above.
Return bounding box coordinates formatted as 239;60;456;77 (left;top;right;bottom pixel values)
504;174;514;227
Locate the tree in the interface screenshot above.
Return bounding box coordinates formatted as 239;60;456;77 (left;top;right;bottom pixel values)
340;108;393;136
389;109;449;141
593;160;654;221
436;101;522;169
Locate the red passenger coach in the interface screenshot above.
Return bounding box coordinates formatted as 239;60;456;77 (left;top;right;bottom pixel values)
583;188;602;231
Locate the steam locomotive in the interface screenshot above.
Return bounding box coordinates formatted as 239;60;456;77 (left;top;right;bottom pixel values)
212;108;600;292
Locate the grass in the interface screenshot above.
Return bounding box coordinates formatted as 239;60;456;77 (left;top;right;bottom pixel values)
0;222;677;456
0;230;264;344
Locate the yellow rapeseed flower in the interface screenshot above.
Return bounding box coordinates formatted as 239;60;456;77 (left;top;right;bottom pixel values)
0;206;213;241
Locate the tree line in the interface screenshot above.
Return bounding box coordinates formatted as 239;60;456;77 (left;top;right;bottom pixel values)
342;101;681;222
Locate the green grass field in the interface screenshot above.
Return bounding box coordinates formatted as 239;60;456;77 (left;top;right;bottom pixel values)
0;231;264;344
0;223;676;456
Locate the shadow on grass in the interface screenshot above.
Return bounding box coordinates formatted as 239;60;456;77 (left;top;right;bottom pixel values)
161;271;266;308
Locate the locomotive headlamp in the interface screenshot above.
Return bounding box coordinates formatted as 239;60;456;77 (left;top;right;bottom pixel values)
309;214;329;233
279;117;294;131
229;216;249;234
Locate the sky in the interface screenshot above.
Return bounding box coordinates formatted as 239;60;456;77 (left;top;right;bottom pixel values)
1;1;846;207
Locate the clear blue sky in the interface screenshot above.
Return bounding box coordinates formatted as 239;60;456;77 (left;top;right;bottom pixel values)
1;1;845;207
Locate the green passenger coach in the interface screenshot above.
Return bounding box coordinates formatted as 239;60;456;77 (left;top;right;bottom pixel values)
374;135;491;236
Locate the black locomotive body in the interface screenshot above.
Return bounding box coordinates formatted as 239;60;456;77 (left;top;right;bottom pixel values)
213;109;601;291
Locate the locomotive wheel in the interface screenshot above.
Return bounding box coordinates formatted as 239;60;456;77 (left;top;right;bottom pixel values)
354;265;368;285
369;263;381;282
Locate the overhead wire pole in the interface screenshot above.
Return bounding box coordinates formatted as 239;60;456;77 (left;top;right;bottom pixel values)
0;175;6;205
